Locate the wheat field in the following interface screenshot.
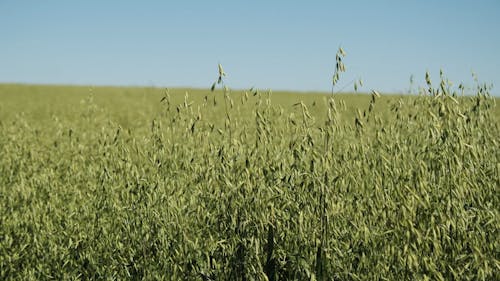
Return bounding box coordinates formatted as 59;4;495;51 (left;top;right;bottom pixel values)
0;81;498;280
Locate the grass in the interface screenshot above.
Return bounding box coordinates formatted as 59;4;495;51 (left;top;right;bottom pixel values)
0;81;499;280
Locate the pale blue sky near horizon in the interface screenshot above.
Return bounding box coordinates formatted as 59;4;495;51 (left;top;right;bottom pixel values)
1;1;499;95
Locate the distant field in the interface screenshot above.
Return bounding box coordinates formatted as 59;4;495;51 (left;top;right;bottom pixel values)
0;84;387;126
0;83;498;280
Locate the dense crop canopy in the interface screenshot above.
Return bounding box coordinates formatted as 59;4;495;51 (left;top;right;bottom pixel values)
0;82;498;280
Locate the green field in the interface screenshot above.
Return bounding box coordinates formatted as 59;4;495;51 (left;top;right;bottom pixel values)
0;83;499;280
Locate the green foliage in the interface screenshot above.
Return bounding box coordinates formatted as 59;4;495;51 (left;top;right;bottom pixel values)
0;80;498;280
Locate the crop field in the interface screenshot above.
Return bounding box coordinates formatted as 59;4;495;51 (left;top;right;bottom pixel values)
0;81;499;280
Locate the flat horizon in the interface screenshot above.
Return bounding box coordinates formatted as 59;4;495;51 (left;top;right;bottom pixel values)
1;1;499;96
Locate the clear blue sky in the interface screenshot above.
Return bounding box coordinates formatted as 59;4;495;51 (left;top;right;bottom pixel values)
1;1;499;95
